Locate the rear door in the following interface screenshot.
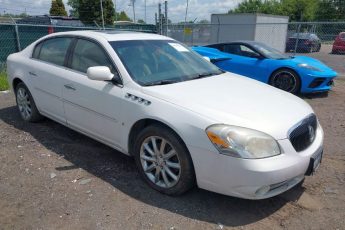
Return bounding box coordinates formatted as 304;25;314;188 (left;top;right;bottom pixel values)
61;38;125;148
29;37;73;123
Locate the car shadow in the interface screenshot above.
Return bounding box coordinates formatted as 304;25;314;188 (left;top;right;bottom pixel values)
299;91;329;99
0;105;305;227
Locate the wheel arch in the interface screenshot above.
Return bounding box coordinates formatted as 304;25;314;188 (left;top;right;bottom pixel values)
12;78;24;92
269;67;302;92
127;118;191;159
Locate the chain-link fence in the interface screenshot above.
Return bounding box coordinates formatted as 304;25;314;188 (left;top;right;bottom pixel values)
0;22;156;68
1;21;344;75
166;22;345;76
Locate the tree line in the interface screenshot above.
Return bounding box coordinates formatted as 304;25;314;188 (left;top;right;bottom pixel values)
229;0;345;21
49;0;132;25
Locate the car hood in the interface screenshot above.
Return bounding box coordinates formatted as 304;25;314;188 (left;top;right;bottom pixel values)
142;73;314;140
288;56;336;72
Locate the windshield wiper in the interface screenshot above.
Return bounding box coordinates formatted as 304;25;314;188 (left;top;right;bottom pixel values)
142;79;180;86
192;72;221;80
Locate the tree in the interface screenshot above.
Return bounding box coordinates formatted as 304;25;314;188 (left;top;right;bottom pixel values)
67;0;79;17
116;11;131;21
137;19;145;24
228;0;318;21
50;0;68;16
78;0;115;25
316;0;345;21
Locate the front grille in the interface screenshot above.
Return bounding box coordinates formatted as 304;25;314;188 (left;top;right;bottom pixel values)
289;114;317;152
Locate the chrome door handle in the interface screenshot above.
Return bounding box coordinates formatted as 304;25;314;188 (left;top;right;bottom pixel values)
64;84;76;91
29;72;37;77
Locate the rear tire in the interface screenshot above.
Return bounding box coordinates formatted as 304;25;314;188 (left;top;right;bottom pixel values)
269;69;301;94
133;125;195;195
15;82;43;122
316;44;321;52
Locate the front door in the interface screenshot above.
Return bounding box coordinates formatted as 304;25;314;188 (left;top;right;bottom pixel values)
61;38;125;148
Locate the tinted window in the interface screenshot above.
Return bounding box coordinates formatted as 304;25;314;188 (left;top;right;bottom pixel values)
37;37;72;66
71;39;114;73
224;44;259;58
223;44;241;55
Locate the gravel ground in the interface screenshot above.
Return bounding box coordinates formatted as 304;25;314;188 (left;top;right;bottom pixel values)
0;80;345;230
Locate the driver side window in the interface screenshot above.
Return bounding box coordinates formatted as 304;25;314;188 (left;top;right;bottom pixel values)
224;44;260;58
239;45;260;58
70;39;115;74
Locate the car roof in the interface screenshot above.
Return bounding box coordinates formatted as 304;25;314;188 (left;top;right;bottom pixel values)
43;30;172;42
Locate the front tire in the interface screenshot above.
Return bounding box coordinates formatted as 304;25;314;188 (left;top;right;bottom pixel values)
15;82;43;122
269;69;301;94
133;125;195;195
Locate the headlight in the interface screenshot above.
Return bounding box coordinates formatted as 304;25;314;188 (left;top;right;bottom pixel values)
206;125;281;159
298;63;322;72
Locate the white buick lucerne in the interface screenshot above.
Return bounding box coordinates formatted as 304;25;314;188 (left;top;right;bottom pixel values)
6;31;324;199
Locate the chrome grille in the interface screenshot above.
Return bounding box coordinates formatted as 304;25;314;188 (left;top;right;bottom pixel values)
289;114;317;152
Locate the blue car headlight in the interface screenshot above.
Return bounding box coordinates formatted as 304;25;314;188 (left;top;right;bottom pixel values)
298;63;322;72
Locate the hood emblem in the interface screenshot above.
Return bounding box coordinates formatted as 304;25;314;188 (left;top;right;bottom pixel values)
308;125;315;143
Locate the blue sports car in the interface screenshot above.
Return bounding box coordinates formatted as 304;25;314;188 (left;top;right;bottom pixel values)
192;41;337;94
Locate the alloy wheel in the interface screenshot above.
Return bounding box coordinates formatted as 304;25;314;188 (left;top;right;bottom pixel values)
16;87;32;120
272;71;297;93
140;136;181;188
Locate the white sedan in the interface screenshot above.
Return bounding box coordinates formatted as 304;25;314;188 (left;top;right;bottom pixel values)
6;31;323;199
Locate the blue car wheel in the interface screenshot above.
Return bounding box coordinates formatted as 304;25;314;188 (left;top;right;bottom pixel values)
269;69;301;94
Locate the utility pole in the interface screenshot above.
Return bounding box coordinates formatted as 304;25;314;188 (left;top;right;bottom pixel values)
164;1;168;36
144;0;147;23
131;0;136;23
114;0;117;22
100;0;105;29
158;3;162;35
184;0;189;24
183;0;189;42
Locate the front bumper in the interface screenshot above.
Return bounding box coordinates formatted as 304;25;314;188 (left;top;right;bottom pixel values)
300;73;337;93
188;124;323;199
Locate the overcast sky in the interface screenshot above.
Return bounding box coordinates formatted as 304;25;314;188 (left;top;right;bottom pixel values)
0;0;244;23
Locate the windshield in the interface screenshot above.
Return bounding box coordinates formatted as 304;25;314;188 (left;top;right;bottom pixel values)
252;42;289;60
110;40;223;86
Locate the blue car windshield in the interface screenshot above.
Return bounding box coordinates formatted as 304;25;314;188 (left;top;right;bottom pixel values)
252;43;290;60
109;40;223;86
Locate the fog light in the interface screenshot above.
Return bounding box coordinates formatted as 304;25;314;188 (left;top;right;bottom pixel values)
255;185;270;196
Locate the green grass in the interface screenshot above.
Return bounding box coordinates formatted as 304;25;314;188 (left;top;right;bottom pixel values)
0;70;9;91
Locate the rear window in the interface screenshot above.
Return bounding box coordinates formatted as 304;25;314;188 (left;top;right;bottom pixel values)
36;37;72;66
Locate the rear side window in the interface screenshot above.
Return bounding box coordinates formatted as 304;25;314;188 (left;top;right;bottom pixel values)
70;39;114;73
36;37;72;66
32;42;42;59
224;44;241;55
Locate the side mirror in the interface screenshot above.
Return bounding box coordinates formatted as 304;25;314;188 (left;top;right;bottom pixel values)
87;66;114;81
203;56;211;62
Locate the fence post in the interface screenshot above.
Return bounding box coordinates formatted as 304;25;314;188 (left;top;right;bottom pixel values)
10;16;21;52
294;24;301;55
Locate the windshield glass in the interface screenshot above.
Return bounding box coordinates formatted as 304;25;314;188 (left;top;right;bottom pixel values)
110;40;223;86
252;42;289;59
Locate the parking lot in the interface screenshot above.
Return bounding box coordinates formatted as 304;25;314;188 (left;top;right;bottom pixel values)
0;78;344;230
